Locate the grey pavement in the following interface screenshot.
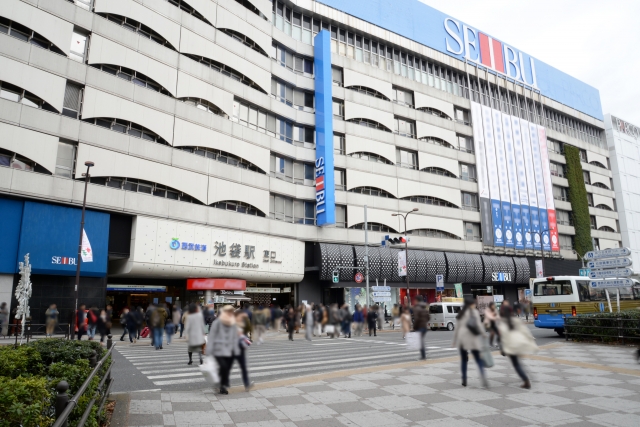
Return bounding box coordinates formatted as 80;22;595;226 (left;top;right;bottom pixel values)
111;340;640;427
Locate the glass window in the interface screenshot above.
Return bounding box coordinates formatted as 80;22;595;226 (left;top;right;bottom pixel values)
55;141;76;178
534;280;573;296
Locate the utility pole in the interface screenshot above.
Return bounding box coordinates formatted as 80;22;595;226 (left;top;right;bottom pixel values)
392;208;418;306
364;205;370;307
74;161;94;317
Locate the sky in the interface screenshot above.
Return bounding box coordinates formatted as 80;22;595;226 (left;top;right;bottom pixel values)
420;0;640;126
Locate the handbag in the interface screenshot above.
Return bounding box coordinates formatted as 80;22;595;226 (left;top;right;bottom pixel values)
406;331;421;350
480;338;494;368
199;355;220;384
325;324;335;334
239;334;251;349
467;312;482;336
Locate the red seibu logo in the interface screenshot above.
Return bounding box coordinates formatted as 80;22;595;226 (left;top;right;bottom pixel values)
52;256;76;265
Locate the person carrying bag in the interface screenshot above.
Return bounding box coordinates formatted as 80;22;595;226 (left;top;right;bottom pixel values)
498;302;538;389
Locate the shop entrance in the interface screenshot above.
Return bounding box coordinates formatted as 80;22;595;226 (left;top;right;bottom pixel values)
106;284;183;321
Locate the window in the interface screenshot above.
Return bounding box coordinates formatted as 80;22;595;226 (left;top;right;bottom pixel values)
98;13;175;50
186;54;266;93
0;17;65;55
592;182;611;190
91;64;172;96
349;85;388;100
331;67;343;86
212;200;265;216
408;229;461;240
349;187;395;198
180;97;227;117
348;118;391;132
420;136;456;151
534;280;573;296
0;148;35;172
553;185;568;202
269;194;315;224
559;234;574;250
334;169;346;191
589;216;597;230
458;135;474;153
272;43;313;75
595;204;613;211
587;193;594;207
62;82;82;119
270;154;313;185
233;100;274;135
459;164;476;182
165;0;211;24
85;118;168;144
394;117;416;138
349;222;396;232
271;78;314;111
578;283;639;302
464;222;481;241
55;141;76;178
549;162;565;178
90;177;202;204
333;205;347;228
599;225;616;232
236;0;268;20
348;152;394;165
423;167;456;178
219;28;268;57
556;210;572;226
578;149;588;162
334;133;345;155
0;80;55;112
402;196;458;209
461;192;479;211
548;139;563;154
454;108;470;125
583;171;591;185
178;147;263;173
418;107;451;120
396;148;417;169
392;86;413;107
589;161;607;169
333;99;344;118
69;29;88;62
68;0;91;10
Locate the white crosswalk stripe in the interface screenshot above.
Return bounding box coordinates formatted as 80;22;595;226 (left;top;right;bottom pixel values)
116;334;458;387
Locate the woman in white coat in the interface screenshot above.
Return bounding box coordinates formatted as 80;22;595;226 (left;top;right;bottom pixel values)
183;303;206;365
452;296;488;388
498;302;538;389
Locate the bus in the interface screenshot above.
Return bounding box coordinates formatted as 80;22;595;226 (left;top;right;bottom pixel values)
532;276;640;335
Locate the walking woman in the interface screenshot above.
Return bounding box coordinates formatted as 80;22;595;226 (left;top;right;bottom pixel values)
352;305;364;337
400;306;412;339
498;303;537;389
206;305;241;395
452;296;488;388
184;303;206;365
483;302;500;347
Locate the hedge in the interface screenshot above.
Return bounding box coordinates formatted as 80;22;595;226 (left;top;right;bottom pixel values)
0;339;110;427
565;310;640;343
564;145;592;256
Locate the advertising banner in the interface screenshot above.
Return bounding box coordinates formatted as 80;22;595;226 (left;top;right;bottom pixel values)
537;126;560;252
398;250;407;277
511;115;533;250
502;112;524;250
492;109;514;248
471;102;493;247
521;119;541;249
529;122;550;252
481;105;504;247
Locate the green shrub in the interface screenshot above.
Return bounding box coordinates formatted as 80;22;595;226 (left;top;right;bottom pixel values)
0;345;44;378
27;339;105;366
566;310;640;342
0;376;54;427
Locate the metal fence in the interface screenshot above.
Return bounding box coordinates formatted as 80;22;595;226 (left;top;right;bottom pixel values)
564;316;640;344
52;336;116;427
11;322;71;344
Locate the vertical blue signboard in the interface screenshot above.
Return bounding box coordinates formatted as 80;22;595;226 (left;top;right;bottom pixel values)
314;30;335;226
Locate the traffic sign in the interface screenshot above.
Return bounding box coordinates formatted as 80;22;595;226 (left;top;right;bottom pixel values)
373;297;392;302
590;278;634;288
436;274;444;292
579;268;591;277
354;272;364;283
584;247;631;260
587;258;632;269
371;286;390;291
589;268;634;279
372;292;391;297
332;270;339;283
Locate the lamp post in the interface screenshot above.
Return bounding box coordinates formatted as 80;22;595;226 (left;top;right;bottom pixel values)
392;208;419;306
74;161;94;316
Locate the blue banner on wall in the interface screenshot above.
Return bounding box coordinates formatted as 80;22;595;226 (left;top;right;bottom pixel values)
520;204;533;251
0;198;24;274
313;30;335;226
17;201;110;276
491;199;504;246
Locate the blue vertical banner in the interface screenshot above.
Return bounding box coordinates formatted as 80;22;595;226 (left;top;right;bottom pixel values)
313;30;335;226
511;116;533;250
502;114;524;251
481;105;504;247
492;109;514;248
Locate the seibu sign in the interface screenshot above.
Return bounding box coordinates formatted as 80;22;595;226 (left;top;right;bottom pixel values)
444;18;537;88
187;279;246;291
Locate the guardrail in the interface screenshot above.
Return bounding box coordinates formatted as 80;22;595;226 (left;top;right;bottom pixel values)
12;322;71;344
52;335;115;427
564;316;640;344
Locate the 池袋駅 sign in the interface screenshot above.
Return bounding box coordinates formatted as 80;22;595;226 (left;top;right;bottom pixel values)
444;18;537;88
584;247;631;260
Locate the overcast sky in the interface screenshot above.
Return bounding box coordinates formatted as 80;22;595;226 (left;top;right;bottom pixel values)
420;0;640;126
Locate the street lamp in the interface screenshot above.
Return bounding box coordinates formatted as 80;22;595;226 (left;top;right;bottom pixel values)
74;161;94;318
392;208;419;306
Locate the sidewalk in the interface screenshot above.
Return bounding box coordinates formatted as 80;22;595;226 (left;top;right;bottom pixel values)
111;342;640;427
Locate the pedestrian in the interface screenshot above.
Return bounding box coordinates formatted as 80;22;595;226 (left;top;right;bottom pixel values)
498;303;537;389
119;308;130;341
286;307;296;341
328;303;341;338
184;303;205;365
412;298;430;360
377;304;384;331
0;302;8;338
513;300;522;318
400;306;411;339
105;304;113;336
367;305;378;336
391;304;400;330
452;296;488;388
178;305;185;337
165;315;175;345
150;304;168;350
87;307;99;340
76;304;87;340
45;304;59;337
172;306;182;336
206;305;241;395
145;304;155;345
135;306;144;339
125;308;138;343
340;304;352;338
484;302;500;347
352;304;364;336
305;303;313;341
321;304;328;334
524;300;531;322
98;309;108;343
235;310;254;391
313;304;322;336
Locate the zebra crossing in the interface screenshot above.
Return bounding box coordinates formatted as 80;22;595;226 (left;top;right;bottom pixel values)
114;332;459;390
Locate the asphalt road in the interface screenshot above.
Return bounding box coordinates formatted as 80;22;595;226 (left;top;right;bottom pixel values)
110;323;564;393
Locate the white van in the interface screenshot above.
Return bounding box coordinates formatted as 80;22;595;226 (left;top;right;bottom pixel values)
427;301;463;331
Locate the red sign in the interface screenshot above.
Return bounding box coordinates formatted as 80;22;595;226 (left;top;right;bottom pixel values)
187;279;246;291
354;272;364;284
